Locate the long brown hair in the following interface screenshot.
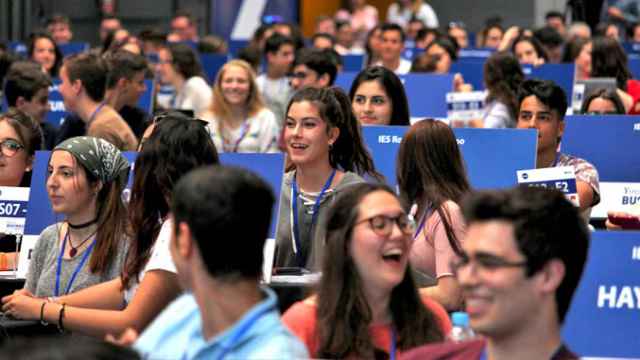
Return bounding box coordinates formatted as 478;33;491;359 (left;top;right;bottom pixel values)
121;114;219;288
285;87;382;180
316;183;444;358
396;119;471;255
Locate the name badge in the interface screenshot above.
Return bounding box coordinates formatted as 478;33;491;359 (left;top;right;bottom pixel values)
16;235;38;279
446;91;486;126
0;187;30;235
517;166;580;206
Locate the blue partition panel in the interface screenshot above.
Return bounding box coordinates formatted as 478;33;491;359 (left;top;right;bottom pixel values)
450;60;486;91
361;125;537;189
24;152;284;238
563;115;640;182
59;42;89;57
335;73;454;118
201;53;229;83
563;231;640;359
523;63;574;102
342;54;365;72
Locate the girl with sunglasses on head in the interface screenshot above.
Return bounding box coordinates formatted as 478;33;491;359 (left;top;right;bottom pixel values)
396;119;471;311
274;86;380;271
2;115;220;338
0;109;44;269
283;182;451;358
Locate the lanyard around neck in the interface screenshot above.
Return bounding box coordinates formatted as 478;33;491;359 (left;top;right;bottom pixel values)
290;169;336;267
55;230;96;297
214;302;276;360
88;102;106;125
222;120;251;153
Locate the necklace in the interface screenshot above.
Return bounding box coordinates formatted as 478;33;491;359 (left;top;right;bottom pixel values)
68;218;98;229
66;229;97;258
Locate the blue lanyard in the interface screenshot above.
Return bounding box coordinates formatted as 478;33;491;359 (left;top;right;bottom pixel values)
214;303;276;360
55;230;96;297
290;169;336;267
390;326;397;360
551;152;560;167
413;207;432;241
88;102;106;124
223;120;251;153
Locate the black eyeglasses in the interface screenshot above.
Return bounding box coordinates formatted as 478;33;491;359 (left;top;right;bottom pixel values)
356;214;415;237
451;252;528;276
0;139;25;157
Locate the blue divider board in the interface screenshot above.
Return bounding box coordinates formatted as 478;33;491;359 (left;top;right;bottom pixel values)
522;63;574;102
563;115;640;182
24;152;284;238
361;126;537;189
458;47;494;59
335;72;454;118
228;40;249;57
563;231;640;359
622;41;640;55
450;60;486;91
59;42;89;57
8;41;27;57
628;57;640;80
201;53;229;83
44;79;155;128
342;54;365;72
401;47;424;61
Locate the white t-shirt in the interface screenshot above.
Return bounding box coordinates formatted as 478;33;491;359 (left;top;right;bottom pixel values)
386;3;439;28
204;108;280;153
375;58;412;75
256;74;292;127
173;76;212;118
123;219;177;304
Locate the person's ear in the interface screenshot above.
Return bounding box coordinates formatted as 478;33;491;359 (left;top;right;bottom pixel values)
318;73;330;88
15;96;27;108
176;222;193;258
25;155;34;172
535;259;565;294
328;125;340;146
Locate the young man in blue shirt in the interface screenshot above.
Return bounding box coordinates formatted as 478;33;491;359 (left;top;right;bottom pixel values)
132;166;308;359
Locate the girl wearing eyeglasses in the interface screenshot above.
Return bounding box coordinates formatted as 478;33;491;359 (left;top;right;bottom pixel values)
283;182;451;358
275;87;380;271
3;116;220;338
396;119;471;311
0;110;44;269
202;60;280;153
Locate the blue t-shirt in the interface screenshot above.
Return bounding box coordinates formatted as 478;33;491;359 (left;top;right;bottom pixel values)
134;287;308;359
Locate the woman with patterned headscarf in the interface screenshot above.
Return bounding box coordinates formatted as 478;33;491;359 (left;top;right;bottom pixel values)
22;136;131;298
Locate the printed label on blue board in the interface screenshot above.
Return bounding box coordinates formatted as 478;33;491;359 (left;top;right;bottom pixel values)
0;187;30;235
446;91;486;125
517;166;580;206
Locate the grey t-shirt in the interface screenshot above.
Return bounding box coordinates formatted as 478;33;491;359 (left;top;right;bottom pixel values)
274;171;365;271
25;223;128;297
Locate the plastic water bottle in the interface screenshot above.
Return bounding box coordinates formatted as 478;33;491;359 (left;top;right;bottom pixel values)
448;312;475;342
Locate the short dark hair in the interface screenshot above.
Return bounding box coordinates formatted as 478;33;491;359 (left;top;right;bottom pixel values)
349;66;410;126
293;48;338;86
311;32;336;48
172;9;195;24
63;53;108;102
105;50;149;89
517;79;567;120
533;26;564;48
263;33;294;55
381;22;406;43
172;166;274;280
167;42;205;79
4;61;52;107
462;186;589;323
545;10;565;22
46;13;70;27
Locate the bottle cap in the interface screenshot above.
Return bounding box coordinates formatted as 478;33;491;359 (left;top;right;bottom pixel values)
451;311;469;327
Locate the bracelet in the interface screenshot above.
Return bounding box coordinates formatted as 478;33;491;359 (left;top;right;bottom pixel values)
39;301;48;326
57;303;66;333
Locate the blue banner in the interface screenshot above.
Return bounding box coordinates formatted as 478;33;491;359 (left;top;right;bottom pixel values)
200;54;229;83
361;125;537;189
46;79;68;128
24;151;284;238
335;73;454;118
210;0;298;41
522;63;574;103
563;115;640;182
58;42;89;57
563;230;640;359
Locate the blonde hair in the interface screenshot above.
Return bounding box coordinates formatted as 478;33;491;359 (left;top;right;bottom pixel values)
210;59;264;123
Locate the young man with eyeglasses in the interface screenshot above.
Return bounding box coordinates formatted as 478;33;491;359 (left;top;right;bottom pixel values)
403;186;589;360
516;79;600;220
289;48;337;92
